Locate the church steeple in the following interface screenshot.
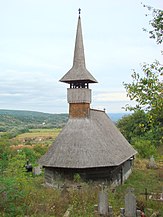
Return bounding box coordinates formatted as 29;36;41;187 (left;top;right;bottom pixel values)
73;12;86;70
60;10;97;85
60;10;97;118
39;10;137;182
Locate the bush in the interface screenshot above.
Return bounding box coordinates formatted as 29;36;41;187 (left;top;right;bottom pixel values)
33;144;48;158
132;138;157;158
0;152;34;216
0;176;28;216
21;148;37;164
0;137;12;174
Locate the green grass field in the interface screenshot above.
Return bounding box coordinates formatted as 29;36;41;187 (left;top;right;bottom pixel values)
1;128;163;216
16;128;61;139
13;128;61;146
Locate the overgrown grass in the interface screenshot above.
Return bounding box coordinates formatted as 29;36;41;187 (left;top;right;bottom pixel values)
114;159;163;215
157;145;163;156
1;158;163;216
1;130;163;216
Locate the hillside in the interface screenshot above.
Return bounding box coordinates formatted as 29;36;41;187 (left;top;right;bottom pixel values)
0;109;68;132
0;109;128;132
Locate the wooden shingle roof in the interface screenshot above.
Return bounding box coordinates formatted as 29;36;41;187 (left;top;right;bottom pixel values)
60;16;97;84
39;109;137;168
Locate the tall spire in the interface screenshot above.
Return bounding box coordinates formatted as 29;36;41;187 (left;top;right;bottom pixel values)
60;9;97;84
73;9;85;69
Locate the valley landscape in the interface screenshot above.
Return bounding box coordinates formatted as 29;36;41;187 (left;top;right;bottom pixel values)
0;0;162;215
0;109;163;216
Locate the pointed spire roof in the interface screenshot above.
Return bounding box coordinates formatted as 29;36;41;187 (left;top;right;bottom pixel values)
60;11;97;84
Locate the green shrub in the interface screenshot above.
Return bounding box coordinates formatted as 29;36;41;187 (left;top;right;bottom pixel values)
73;173;81;183
33;144;48;158
0;152;34;216
0;137;11;174
0;176;28;216
132;138;157;158
21;148;37;163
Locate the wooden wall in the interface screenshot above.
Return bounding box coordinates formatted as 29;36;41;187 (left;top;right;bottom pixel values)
44;159;134;186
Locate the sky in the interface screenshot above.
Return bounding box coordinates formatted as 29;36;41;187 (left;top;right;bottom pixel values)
0;0;162;114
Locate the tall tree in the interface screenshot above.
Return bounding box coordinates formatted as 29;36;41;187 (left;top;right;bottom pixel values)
123;5;163;145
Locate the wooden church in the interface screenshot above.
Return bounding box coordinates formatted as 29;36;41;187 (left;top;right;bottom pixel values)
39;11;137;185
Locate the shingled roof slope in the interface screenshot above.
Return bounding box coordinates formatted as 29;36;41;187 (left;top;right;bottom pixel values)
60;16;97;84
39;109;137;168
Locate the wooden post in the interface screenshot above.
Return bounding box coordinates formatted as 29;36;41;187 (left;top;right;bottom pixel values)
140;188;151;201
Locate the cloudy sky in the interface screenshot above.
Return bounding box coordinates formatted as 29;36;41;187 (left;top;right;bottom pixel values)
0;0;162;114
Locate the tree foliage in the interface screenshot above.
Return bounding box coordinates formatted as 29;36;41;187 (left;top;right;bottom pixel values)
120;4;163;149
142;4;163;44
123;61;163;145
124;61;162;111
124;61;163;115
117;111;158;158
117;110;149;143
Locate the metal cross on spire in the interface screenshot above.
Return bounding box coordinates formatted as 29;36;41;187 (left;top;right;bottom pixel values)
78;8;81;16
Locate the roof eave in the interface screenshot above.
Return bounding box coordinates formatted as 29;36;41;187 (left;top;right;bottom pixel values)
59;79;98;84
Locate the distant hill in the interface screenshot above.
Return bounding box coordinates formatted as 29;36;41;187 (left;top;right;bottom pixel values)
108;113;128;122
0;109;68;132
0;109;129;132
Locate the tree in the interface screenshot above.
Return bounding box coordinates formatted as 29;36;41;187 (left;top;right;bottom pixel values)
142;4;163;44
123;5;163;146
117;110;149;143
123;62;163;145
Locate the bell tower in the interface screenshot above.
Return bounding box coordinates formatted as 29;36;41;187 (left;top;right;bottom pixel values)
60;9;97;118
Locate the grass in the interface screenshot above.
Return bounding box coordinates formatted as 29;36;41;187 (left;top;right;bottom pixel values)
1;129;163;216
1;159;163;216
114;159;163;215
157;145;163;156
13;128;61;146
121;163;161;194
16;128;61;139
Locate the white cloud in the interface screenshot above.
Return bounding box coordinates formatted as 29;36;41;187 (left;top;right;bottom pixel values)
0;93;23;97
0;0;161;113
94;92;129;102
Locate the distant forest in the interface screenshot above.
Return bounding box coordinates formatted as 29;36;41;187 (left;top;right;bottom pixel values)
0;109;126;133
0;110;68;133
